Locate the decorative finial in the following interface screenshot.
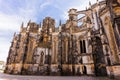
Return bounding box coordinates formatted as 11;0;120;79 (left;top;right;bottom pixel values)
39;22;41;28
86;6;87;10
28;19;31;23
89;1;92;9
27;20;31;31
20;22;24;32
27;19;31;26
59;20;62;26
89;1;91;6
21;22;24;28
96;0;99;4
14;32;16;37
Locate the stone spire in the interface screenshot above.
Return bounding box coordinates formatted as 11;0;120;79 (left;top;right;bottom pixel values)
89;1;92;9
27;20;31;26
89;1;91;6
96;0;99;3
59;20;62;26
86;6;87;10
12;32;16;42
21;22;24;28
20;22;24;32
14;32;16;37
38;22;42;33
27;20;31;31
59;20;62;32
39;22;41;28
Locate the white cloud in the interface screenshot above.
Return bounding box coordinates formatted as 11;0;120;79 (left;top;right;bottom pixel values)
40;2;51;9
0;37;11;62
0;1;38;62
0;13;21;31
0;13;20;62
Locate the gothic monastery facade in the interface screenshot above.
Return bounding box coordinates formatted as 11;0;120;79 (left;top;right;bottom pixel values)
5;0;120;76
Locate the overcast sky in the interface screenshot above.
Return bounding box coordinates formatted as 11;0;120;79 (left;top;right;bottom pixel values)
0;0;103;62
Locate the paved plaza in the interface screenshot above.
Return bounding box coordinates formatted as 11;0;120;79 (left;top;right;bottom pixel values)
0;72;117;80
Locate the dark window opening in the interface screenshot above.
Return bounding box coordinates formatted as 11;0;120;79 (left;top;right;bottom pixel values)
80;40;83;53
79;57;83;64
115;17;120;33
83;40;86;53
107;57;111;66
39;36;43;42
80;40;86;53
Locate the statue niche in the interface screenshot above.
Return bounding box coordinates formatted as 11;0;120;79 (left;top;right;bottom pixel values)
40;51;44;65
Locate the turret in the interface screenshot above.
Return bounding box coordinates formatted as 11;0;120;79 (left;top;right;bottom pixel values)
68;8;78;21
68;8;78;29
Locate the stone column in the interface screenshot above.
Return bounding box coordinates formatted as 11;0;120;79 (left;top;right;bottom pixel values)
52;41;55;63
54;41;56;64
76;40;80;54
55;41;58;63
43;49;46;64
65;39;68;63
85;39;88;53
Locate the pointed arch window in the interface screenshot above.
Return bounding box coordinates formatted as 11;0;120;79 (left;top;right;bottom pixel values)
80;40;86;53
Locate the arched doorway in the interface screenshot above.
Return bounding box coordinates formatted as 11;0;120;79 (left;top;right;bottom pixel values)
107;57;111;66
77;67;81;75
83;66;87;75
92;36;107;76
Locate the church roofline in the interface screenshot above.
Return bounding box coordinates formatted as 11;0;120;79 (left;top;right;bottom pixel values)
77;1;106;14
89;1;106;9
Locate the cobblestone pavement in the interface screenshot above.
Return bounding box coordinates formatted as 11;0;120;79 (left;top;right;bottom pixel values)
0;72;116;80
